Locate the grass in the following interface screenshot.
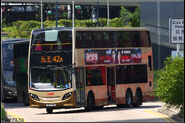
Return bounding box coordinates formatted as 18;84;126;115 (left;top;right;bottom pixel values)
1;103;6;120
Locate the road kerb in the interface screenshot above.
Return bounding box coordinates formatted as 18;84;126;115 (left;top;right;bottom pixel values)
6;111;25;122
145;109;175;122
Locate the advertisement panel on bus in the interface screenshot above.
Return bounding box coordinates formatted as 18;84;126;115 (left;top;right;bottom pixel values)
85;48;142;65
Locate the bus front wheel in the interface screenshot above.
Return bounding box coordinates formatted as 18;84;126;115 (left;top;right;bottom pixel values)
85;92;95;111
23;93;29;106
46;108;53;114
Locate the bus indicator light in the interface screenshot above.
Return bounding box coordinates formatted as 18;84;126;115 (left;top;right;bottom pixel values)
47;93;54;95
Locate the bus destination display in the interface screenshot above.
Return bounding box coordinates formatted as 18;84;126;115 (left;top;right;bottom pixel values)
30;52;72;66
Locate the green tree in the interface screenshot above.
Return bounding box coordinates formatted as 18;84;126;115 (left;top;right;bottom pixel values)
120;6;132;26
120;6;140;27
132;7;140;27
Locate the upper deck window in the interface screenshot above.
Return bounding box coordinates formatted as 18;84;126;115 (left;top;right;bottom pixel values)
76;30;151;48
31;30;72;52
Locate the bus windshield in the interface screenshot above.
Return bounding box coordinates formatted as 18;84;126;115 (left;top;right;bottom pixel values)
31;30;72;52
4;70;16;87
30;68;72;91
29;29;72;91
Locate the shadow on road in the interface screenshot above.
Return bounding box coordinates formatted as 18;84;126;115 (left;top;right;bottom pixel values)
37;104;161;115
3;103;29;109
97;118;166;122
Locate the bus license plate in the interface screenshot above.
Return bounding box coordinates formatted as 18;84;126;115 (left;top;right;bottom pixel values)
46;104;56;107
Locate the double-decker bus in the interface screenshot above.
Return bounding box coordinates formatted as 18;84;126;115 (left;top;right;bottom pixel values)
28;27;153;113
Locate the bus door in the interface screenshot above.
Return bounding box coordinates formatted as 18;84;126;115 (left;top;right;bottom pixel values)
75;68;85;107
107;67;116;104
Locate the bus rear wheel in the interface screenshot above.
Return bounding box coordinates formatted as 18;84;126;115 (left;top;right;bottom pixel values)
85;93;95;111
125;89;133;107
133;89;142;107
95;106;103;110
46;108;53;114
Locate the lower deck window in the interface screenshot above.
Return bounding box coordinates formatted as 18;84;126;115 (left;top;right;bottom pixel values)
86;66;106;86
116;64;148;84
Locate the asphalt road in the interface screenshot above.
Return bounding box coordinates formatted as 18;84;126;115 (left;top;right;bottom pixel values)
3;101;171;122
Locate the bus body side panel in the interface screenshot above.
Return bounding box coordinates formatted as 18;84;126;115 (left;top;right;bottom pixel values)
85;86;108;107
116;83;153;105
141;47;154;101
116;84;137;104
115;47;154;104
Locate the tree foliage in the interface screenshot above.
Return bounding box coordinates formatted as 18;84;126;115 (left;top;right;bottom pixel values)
2;6;141;39
2;17;125;39
155;56;184;108
120;6;140;27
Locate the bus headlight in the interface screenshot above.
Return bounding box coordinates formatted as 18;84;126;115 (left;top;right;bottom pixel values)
4;88;12;94
62;92;72;100
30;93;40;101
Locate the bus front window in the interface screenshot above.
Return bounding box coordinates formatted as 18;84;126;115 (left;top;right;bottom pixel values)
4;71;16;87
30;68;72;91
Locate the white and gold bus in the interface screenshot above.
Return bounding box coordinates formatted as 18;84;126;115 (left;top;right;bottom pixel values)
28;27;154;113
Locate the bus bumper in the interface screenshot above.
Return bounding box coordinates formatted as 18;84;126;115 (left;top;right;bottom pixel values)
29;92;76;109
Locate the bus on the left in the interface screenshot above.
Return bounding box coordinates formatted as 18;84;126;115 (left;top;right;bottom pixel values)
1;39;29;103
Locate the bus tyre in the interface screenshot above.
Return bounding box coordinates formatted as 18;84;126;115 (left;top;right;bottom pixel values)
23;93;29;106
133;89;142;107
46;108;53;114
85;93;95;111
95;106;103;110
125;90;133;107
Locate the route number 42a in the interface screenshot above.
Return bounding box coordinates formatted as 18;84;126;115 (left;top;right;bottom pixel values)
53;55;63;63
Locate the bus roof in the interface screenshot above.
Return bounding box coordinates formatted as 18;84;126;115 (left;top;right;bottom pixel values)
2;39;29;44
33;27;149;33
73;27;149;31
33;27;72;32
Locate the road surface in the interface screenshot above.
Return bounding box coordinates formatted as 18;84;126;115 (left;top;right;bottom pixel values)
3;101;172;122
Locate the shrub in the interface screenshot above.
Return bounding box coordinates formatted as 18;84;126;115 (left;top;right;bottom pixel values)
2;17;128;38
153;70;160;100
8;20;40;38
1;103;6;120
110;17;124;27
155;56;184;108
43;20;55;28
58;19;72;27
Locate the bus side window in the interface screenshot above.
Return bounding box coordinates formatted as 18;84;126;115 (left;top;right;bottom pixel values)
87;32;93;48
94;32;102;48
86;67;105;86
140;31;150;47
117;32;124;47
34;41;42;51
76;33;80;48
103;32;113;48
132;32;140;47
148;56;152;71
